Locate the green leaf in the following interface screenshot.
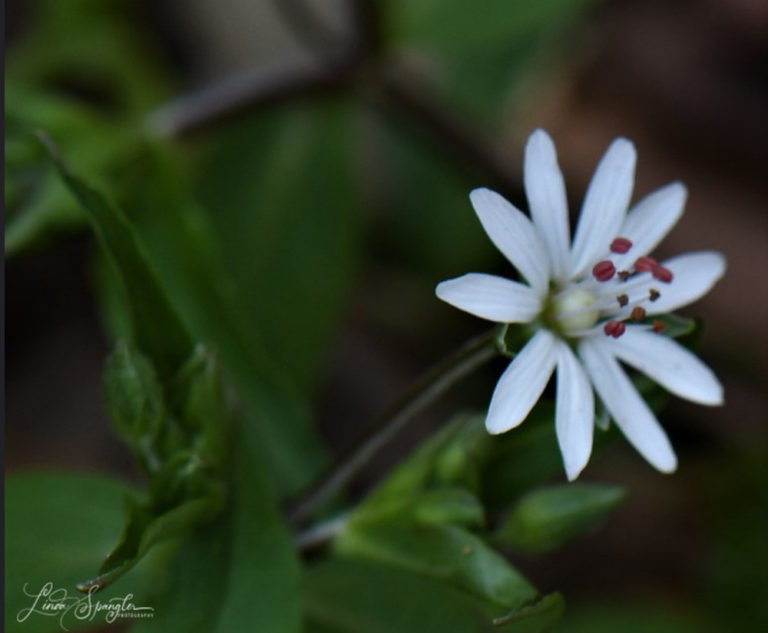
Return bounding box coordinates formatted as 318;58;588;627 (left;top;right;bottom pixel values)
336;520;537;609
361;413;489;507
494;484;625;553
170;344;229;466
212;422;302;633
109;140;329;496
480;403;566;511
130;520;229;633
5;472;163;633
104;340;165;468
196;98;360;395
379;0;598;125
7;0;170;116
493;593;565;631
304;558;563;633
409;489;485;527
4;84;133;256
362;409;566;515
41;136;193;378
89;342;229;593
355;488;485;529
5;0;172;255
134;421;302;633
81;495;222;594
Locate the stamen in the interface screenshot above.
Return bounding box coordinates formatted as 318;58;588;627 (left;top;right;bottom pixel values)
630;306;646;322
617;270;631;281
603;320;626;338
592;260;616;282
617;293;629;307
652;265;674;283
610;237;633;254
634;256;658;273
649;288;661;302
653;320;665;333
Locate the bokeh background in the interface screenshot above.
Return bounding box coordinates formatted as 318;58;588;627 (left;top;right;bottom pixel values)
6;0;768;631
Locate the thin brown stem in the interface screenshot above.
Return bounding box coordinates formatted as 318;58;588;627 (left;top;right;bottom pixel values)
146;56;350;138
286;328;499;526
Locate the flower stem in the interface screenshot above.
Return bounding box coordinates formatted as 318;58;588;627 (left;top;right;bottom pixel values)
286;328;499;526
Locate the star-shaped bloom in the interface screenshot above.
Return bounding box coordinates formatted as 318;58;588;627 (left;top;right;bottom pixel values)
436;129;725;480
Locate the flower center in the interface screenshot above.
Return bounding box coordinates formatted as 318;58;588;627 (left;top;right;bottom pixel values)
552;287;599;332
546;236;675;339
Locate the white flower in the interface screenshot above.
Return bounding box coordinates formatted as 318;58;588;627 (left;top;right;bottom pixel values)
436;129;725;480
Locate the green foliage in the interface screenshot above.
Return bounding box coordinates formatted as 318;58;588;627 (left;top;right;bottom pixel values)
337;520;537;609
104;341;165;466
4;473;164;633
356;409;567;515
8;0;169;114
379;0;598;125
8;1;722;631
39;141;304;630
325;411;576;631
5;0;169;254
4;83;135;255
325;405;627;631
42;138;193;376
87;141;329;496
76;342;228;593
494;484;625;552
195;98;360;395
134;421;302;633
305;558;564;633
36;143;287;611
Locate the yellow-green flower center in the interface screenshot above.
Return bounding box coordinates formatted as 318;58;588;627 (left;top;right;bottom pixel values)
552;287;599;333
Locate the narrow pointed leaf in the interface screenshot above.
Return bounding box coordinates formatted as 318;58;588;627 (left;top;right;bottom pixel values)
495;484;625;552
41;135;192;377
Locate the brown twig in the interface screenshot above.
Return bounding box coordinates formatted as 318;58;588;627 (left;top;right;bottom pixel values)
146;56;350;138
286;328;498;527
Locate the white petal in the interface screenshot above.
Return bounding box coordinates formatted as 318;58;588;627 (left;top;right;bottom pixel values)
524;129;571;282
486;329;557;434
554;340;595;480
607;326;724;405
469;188;551;296
570;138;636;278
614;182;687;271
578;337;677;473
646;251;726;315
435;273;542;323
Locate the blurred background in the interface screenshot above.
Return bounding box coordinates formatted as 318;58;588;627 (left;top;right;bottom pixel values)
6;0;768;631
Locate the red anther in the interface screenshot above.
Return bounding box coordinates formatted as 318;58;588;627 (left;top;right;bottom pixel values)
634;256;658;273
592;260;616;282
649;288;661;302
630;306;646;322
653;320;665;333
617;270;631;281
652;265;674;283
610;237;633;254
603;320;626;338
617;293;629;307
